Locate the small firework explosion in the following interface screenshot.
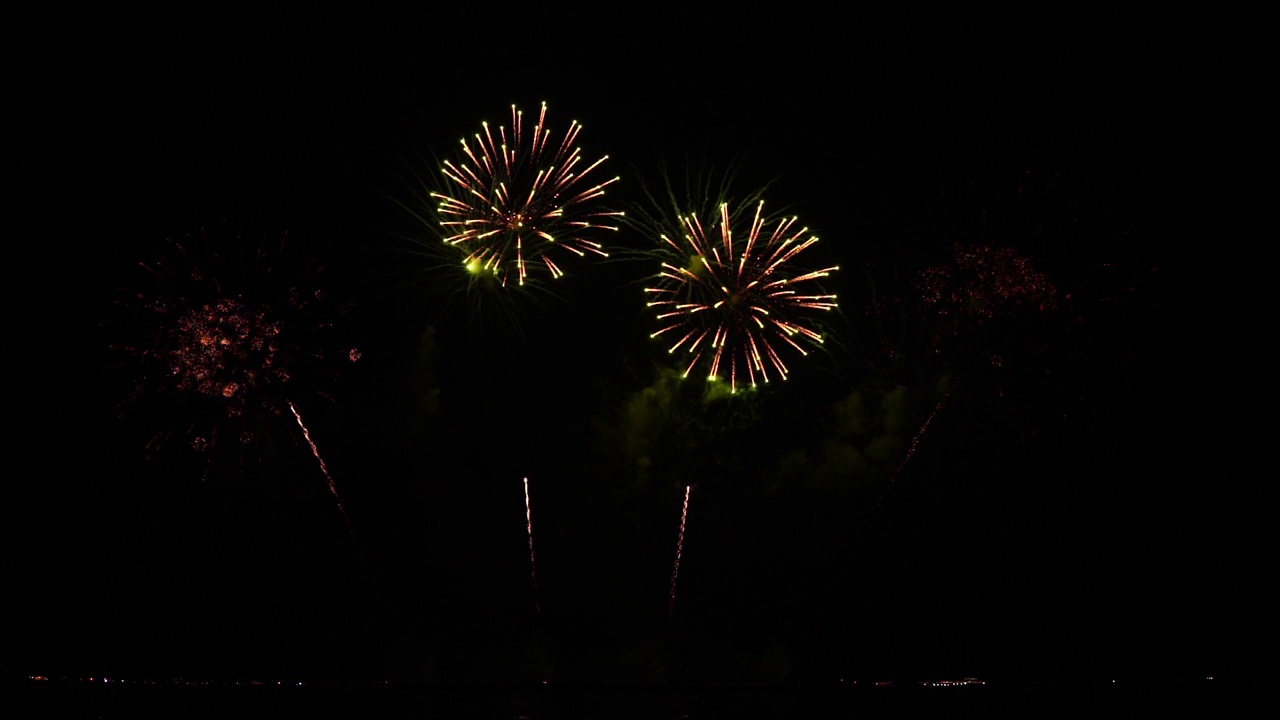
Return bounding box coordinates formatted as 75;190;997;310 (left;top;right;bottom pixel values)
107;222;360;499
642;199;839;392
428;101;622;288
916;242;1058;354
851;164;1156;499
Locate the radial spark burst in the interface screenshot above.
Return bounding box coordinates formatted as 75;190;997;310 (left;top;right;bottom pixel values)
107;223;360;494
643;199;839;392
428;101;622;288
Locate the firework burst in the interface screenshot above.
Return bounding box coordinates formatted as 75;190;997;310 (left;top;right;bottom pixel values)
641;198;840;392
427;101;622;288
915;241;1059;359
848;163;1157;504
106;222;361;505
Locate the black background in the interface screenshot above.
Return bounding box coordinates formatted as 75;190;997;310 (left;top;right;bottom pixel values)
16;7;1249;689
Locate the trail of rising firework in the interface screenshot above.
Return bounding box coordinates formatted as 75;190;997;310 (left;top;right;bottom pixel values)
668;484;692;620
290;400;357;542
524;477;540;613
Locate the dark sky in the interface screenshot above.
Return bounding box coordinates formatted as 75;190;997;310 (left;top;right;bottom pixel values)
18;9;1246;687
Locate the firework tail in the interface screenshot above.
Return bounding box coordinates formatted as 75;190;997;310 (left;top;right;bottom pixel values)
870;388;952;517
524;476;540;614
289;401;359;544
668;484;693;620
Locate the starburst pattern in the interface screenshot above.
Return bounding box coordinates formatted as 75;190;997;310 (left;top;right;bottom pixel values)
428;102;622;287
107;222;359;480
643;199;839;392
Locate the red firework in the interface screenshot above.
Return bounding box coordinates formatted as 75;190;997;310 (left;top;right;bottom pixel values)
107;222;360;519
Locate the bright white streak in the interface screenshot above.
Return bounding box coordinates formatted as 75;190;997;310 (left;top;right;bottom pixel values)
524;476;540;613
289;400;357;541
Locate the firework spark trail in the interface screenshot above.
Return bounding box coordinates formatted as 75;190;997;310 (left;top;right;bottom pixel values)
289;400;357;541
871;391;951;517
523;476;540;613
668;484;693;620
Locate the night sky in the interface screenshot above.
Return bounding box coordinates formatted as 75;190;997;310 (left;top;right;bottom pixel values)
17;8;1247;689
